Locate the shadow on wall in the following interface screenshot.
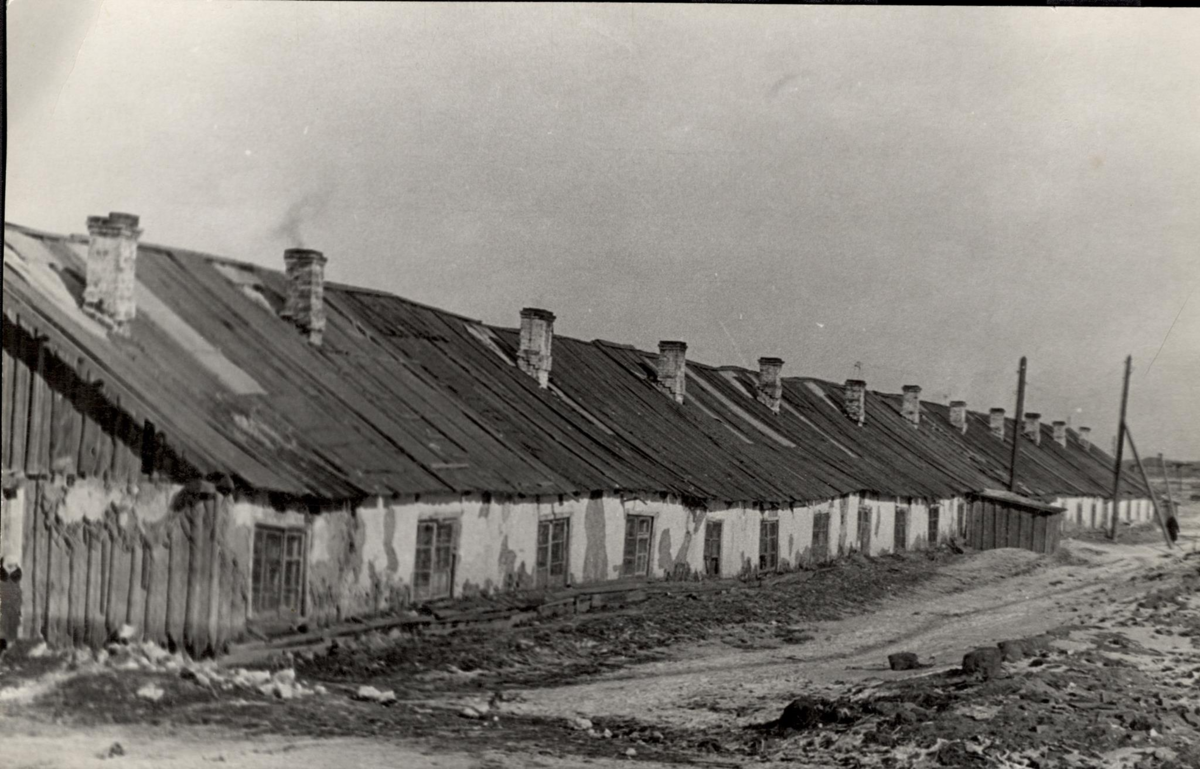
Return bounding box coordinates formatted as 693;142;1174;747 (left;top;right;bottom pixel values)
581;496;607;583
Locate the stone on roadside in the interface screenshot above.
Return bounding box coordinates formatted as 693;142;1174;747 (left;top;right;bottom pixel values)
780;697;828;730
141;641;170;664
888;652;921;671
94;649;110;667
625;748;637;757
272;668;296;686
1022;635;1052;653
998;640;1026;662
117;624;138;642
354;685;396;704
28;641;50;658
136;683;165;702
569;717;593;731
963;647;1003;679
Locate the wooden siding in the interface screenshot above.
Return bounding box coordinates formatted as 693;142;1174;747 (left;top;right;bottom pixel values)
17;482;247;656
965;498;1062;555
2;319;146;482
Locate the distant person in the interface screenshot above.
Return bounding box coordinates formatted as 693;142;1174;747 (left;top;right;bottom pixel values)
1166;514;1180;543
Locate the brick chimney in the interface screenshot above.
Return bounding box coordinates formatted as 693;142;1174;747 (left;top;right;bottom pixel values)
1052;420;1067;448
844;380;866;426
901;385;921;427
517;308;555;388
84;212;142;333
281;248;327;346
989;408;1006;440
949;401;968;434
757;357;784;413
657;341;688;404
1023;412;1041;445
1078;426;1091;450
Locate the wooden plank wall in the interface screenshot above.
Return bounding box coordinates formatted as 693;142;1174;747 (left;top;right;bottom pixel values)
18;484;246;656
964;499;1063;555
3;321;144;484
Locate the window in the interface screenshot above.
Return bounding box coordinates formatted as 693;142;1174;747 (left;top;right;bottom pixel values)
536;518;569;588
1076;502;1083;524
703;520;722;576
927;505;940;545
956;500;966;538
759;519;779;570
858;505;872;552
252;526;305;618
415;519;457;600
1091;502;1098;528
894;507;908;552
838;498;849;553
812;511;830;561
622;515;654;577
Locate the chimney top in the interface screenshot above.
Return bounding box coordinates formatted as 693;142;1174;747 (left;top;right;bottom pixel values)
84;211;142;333
284;247;327;265
843;379;867;426
107;212;141;230
520;307;556;322
656;340;688;404
517;307;555;388
901;385;922;427
756;357;785;414
950;400;966;407
1025;412;1041;419
281;248;327;346
990;407;1005;415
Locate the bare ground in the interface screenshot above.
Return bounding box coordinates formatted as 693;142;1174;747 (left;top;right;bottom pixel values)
2;506;1197;769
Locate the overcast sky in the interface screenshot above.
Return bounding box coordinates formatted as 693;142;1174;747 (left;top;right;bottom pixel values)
6;2;1199;459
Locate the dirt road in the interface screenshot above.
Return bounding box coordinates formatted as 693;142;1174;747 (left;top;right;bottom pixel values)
2;508;1196;768
500;537;1180;730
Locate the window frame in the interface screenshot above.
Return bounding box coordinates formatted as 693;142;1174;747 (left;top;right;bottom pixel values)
894;506;909;552
703;520;723;576
857;504;873;553
535;517;570;588
251;524;307;620
927;505;940;545
622;515;655;577
759;518;779;571
414;518;458;601
812;511;831;561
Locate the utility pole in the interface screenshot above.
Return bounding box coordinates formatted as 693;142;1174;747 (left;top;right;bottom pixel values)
1127;430;1172;549
1109;355;1132;540
1008;356;1027;493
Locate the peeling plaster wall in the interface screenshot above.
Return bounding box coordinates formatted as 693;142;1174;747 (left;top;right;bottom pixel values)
705;504;760;578
870;497;896;556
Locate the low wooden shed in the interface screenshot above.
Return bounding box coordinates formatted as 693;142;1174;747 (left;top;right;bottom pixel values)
964;489;1065;554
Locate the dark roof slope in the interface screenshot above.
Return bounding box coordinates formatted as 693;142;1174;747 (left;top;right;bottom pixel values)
3;222;1148;504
